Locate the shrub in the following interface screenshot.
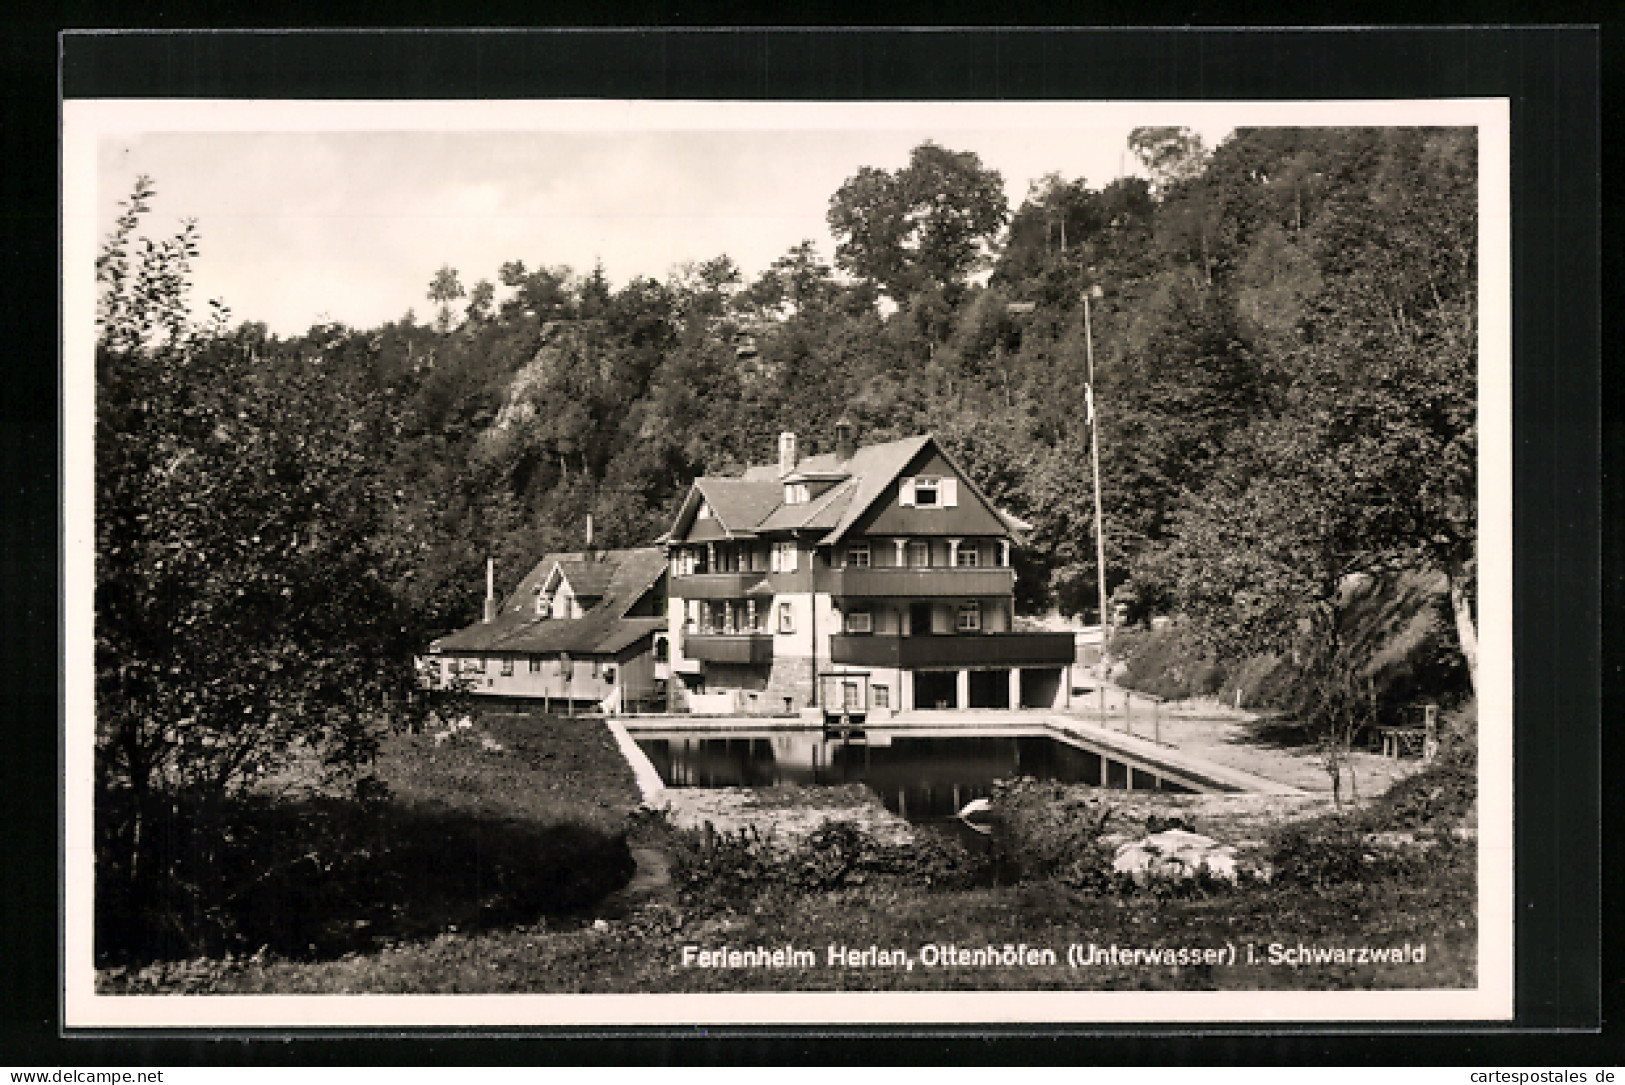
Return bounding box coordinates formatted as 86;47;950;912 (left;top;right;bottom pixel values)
985;779;1116;885
95;787;633;966
1267;739;1476;889
666;817;981;909
1116;626;1227;701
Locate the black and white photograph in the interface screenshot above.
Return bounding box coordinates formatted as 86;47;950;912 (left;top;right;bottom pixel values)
61;94;1513;1027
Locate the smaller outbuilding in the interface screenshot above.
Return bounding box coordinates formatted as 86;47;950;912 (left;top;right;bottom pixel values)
425;547;669;713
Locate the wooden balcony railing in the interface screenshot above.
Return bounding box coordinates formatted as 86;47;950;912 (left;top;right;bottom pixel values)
829;631;1074;669
682;632;774;665
815;566;1015;598
670;571;770;599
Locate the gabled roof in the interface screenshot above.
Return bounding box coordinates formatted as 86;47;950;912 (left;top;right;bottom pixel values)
433;546;667;656
665;432;1032;547
553;562;614;599
669;477;785;540
756;474;858;532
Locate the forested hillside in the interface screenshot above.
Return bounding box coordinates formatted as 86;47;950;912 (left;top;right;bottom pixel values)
95;126;1477;799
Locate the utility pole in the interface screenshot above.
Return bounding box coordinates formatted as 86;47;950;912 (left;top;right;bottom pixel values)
1084;284;1111;721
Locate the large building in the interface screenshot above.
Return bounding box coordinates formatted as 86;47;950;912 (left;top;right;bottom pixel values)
663;423;1075;717
426;547;669;712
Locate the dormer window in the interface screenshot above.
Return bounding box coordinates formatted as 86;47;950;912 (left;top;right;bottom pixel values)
784;482;809;505
899;475;957;508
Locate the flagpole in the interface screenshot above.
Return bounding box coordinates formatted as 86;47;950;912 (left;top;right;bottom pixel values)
1084;285;1111;688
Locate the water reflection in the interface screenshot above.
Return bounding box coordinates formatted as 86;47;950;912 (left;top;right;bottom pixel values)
635;730;1196;825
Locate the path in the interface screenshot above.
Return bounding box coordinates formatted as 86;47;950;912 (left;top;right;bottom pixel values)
1058;687;1427;796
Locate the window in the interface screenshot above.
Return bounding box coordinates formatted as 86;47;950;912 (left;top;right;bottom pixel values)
778;601;794;633
957;601;982;632
501;658;514;676
846;542;870;567
909;539;931;567
746;599;760;632
472;657;488;674
902;475;959;507
784;482;809;505
529;658;542;673
591;659;601;678
773;541;799;572
843;682;862;710
845;609;873;634
873;685;890;709
956;544;980;567
603;666;615;684
697;500;713;520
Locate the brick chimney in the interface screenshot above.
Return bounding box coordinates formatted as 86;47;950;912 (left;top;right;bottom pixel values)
482;557;498;623
778;431;798;477
834;418;856;463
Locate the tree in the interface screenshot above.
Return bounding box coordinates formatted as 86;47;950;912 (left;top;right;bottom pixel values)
1127;126;1209;194
427;264;466;332
95;181;427;899
827;142;1008;304
464;278;495;325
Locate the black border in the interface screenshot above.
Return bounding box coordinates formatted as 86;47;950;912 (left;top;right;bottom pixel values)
3;23;1608;1065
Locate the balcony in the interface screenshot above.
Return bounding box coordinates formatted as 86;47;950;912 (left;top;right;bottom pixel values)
829;632;1075;669
671;570;769;599
816;566;1015;598
682;632;774;665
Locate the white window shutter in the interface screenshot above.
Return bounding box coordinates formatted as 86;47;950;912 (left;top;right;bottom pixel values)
899;477;916;506
770;545;781;572
941;477;958;507
788;544;799;572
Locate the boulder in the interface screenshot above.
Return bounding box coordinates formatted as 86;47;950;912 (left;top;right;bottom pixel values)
1112;829;1241;885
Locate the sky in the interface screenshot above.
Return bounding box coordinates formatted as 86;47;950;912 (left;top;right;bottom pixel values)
82;101;1239;337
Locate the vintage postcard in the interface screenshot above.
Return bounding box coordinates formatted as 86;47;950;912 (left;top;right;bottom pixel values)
61;95;1512;1027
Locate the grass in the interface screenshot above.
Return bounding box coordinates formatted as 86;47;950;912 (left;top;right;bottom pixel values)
96;708;642;983
99;707;1479;995
171;846;1475;993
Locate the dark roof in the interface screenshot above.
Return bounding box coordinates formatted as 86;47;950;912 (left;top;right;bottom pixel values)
692;477;785;536
554;562;614;599
672;433;937;543
433;547;667;656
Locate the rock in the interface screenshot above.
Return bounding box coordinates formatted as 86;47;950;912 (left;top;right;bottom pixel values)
1362;830;1439;854
1112;829;1241;885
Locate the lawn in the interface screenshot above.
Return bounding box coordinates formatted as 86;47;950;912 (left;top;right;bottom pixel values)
98;707;1478;996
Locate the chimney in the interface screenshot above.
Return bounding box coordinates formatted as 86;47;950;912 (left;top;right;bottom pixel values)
834;418;856;463
778;431;798;477
482;557;498;623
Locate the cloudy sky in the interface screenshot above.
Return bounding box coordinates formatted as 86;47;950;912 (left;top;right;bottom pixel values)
66;100;1256;337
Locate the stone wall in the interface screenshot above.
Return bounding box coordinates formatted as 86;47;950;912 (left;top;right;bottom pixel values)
765;654;815;709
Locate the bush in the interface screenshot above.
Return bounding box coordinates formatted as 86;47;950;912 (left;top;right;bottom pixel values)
666;817;980;910
95;787;634;966
1267;740;1476;889
984;778;1116;887
1370;737;1476;831
1116;626;1227;701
